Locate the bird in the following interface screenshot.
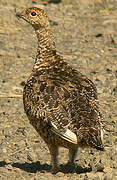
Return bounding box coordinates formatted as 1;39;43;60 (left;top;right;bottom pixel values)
16;7;104;173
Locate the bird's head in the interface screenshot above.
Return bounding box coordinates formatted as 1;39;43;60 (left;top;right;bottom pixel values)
16;7;49;29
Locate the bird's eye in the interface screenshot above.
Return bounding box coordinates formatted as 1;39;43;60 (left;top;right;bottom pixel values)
31;11;37;16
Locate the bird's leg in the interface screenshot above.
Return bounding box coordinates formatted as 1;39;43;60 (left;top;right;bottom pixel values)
64;147;78;173
47;144;59;173
68;147;78;165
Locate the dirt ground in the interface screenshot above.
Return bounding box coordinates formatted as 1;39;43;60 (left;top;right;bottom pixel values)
0;0;117;179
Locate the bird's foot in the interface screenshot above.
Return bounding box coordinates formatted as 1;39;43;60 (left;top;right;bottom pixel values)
63;162;76;173
51;166;60;174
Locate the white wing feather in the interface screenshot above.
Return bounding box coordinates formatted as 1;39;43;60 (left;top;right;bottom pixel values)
51;122;77;144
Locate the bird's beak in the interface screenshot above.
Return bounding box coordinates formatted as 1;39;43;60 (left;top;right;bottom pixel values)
16;9;26;19
16;10;29;24
16;12;23;18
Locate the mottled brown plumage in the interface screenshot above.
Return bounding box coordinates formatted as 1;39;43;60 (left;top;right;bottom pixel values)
16;7;104;173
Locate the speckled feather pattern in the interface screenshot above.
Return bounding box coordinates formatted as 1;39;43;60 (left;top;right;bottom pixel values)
16;7;104;173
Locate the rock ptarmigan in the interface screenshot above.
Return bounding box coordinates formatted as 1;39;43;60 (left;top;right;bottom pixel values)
16;7;104;173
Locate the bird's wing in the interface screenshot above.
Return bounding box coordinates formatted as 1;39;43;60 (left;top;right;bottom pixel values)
42;73;101;144
45;97;78;144
37;78;78;144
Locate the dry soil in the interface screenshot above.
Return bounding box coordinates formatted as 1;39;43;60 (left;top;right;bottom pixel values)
0;0;117;179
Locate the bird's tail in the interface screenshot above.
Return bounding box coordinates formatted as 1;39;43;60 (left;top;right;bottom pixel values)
77;127;105;151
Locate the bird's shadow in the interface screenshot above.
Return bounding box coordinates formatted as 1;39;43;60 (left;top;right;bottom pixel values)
0;160;92;174
12;161;51;173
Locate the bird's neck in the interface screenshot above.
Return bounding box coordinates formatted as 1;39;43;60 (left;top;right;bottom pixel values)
33;26;56;70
